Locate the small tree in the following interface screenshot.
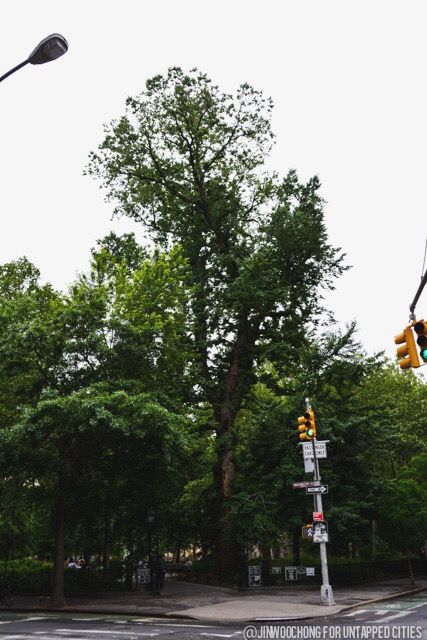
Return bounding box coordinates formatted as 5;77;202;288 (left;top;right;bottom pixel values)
4;387;189;605
377;479;427;584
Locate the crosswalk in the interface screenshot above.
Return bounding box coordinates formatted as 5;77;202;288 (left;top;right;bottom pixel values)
0;614;245;639
341;595;427;625
0;597;425;640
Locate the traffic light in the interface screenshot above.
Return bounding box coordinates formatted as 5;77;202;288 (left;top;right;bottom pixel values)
394;326;420;369
305;410;317;439
297;410;317;441
413;320;427;363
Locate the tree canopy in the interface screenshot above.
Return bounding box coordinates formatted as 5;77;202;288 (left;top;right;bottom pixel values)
87;68;347;574
0;70;425;600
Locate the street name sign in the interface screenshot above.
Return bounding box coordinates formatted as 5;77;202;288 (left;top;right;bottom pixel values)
306;485;328;495
302;441;328;459
313;511;324;521
292;481;320;489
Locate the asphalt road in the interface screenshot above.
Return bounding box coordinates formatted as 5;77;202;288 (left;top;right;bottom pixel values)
0;594;425;639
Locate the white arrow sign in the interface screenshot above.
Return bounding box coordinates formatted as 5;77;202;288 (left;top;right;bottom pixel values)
306;485;328;495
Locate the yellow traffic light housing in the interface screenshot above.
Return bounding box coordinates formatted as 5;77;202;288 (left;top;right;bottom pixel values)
394;325;420;369
297;410;317;441
297;415;308;440
413;320;427;363
305;410;317;439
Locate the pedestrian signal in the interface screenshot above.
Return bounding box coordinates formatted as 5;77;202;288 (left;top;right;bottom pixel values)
413;320;427;363
394;326;420;369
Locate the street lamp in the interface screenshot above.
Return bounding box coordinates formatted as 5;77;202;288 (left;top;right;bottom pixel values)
0;34;68;83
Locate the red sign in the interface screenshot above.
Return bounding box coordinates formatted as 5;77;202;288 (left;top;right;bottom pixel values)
313;512;324;521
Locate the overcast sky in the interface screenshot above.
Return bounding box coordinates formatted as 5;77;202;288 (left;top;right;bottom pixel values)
1;1;427;364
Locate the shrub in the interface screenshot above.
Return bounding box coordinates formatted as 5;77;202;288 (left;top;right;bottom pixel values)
0;559;51;594
0;558;125;595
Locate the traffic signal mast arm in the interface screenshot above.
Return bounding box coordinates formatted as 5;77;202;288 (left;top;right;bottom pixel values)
409;267;427;320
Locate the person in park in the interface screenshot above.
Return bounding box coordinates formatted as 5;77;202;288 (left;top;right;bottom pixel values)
149;554;165;594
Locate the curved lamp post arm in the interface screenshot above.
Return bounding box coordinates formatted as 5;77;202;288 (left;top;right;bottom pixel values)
0;33;68;84
0;59;29;83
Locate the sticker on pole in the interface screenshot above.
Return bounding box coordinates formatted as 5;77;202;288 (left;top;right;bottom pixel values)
313;512;324;521
312;520;329;543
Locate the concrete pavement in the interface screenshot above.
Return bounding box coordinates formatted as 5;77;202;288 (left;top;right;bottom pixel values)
5;577;427;622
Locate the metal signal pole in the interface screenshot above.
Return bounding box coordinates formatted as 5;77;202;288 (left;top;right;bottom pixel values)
305;398;334;606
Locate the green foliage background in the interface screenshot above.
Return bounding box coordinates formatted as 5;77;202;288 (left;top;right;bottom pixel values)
0;69;425;595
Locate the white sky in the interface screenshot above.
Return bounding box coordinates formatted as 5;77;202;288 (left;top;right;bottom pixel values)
1;0;427;363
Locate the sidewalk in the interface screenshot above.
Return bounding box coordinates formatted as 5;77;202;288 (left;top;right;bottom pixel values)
7;577;427;623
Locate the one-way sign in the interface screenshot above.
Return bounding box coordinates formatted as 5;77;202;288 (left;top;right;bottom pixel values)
306;485;328;495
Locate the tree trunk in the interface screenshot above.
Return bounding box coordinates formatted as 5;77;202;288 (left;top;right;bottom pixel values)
217;503;241;580
371;520;378;559
216;435;240;578
102;510;112;572
272;543;281;560
260;544;271;586
407;551;415;586
214;315;255;578
52;469;65;607
292;530;301;565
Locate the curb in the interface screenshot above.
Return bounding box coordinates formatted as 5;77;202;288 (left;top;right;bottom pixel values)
3;584;426;625
333;584;427;615
253;584;427;623
2;607;186;620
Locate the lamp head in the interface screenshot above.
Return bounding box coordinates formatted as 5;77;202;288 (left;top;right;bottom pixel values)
28;34;68;65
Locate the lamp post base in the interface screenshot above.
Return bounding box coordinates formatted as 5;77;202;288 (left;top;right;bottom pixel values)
320;584;335;606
